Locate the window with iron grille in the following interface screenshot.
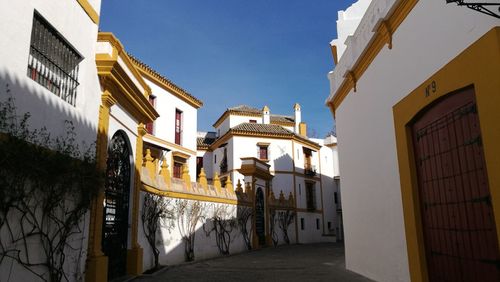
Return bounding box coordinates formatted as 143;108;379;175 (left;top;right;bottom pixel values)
305;182;316;211
27;12;82;106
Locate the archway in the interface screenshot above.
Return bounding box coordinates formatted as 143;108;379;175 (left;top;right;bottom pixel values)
101;131;132;280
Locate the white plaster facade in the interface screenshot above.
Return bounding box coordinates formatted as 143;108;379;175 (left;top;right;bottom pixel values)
199;105;342;244
330;0;372;60
327;1;500;281
0;1;102;281
0;0;102;147
132;59;202;183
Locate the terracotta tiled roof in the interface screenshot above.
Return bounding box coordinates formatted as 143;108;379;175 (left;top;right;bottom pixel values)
270;115;294;124
197;136;216;149
127;54;203;108
231;123;294;135
229;105;261;113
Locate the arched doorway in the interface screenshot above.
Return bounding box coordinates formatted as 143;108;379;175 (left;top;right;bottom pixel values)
255;187;266;247
411;87;499;281
102;131;132;280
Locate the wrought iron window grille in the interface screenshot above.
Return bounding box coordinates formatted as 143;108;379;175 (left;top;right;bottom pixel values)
27;12;83;106
446;1;500;19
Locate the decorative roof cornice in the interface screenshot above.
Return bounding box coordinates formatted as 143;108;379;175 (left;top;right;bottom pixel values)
209;124;321;150
128;55;204;109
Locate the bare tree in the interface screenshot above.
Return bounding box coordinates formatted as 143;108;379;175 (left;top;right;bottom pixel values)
269;209;279;247
278;210;295;245
236;206;253;250
175;199;205;262
203;204;237;255
141;193;174;271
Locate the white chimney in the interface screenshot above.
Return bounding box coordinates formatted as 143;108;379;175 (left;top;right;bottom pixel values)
294;103;301;133
262;105;270;124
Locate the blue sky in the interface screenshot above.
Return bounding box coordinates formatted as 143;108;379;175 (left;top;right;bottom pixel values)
99;1;355;137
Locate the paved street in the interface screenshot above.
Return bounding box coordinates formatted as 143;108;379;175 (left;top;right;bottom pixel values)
133;243;372;282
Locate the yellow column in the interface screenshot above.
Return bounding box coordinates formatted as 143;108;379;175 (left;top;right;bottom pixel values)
213;172;222;194
127;124;146;275
159;156;171;188
198;168;208;190
86;91;115;282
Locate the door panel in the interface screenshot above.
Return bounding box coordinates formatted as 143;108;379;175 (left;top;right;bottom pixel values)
412;87;499;282
102;132;131;280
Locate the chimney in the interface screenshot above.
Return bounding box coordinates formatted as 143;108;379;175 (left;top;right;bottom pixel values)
299;122;307;137
262;105;270;124
294;103;301;133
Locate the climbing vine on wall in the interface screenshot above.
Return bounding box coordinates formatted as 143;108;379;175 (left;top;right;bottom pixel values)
175;199;206;262
237;206;253;250
141;193;175;271
203;204;237;255
0;92;101;281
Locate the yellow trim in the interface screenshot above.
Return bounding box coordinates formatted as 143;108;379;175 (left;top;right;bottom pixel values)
134;66;203;109
327;0;419;115
144;133;197;155
172;151;191;160
126;124;146;275
393;27;500;282
85;91;115;282
142;183;246;206
209;129;321;151
97;33;151;96
330;44;338;65
76;0;99;24
96;33;159;124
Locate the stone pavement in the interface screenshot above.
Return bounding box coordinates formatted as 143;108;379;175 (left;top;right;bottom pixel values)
133;243;372;282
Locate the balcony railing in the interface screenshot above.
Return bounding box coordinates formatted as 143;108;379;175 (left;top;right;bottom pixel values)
220;158;228;174
304;164;317;177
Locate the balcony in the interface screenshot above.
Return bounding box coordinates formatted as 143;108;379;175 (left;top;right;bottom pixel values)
304;164;317;177
220;158;228;174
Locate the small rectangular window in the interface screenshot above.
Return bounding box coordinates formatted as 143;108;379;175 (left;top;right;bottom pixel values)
146;96;156;134
196;156;203;179
173;162;183;179
258;145;268;160
334;192;338;204
328;222;332;230
27;12;82;106
316;218;320;230
298;184;301;195
305;182;316;210
300;218;304;230
249;119;257;123
175;109;182;145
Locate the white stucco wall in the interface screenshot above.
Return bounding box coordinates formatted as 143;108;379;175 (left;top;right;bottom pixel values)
0;1;101;281
0;0;101;148
138;194;249;271
330;0;372;59
329;1;499;281
145;79;198;181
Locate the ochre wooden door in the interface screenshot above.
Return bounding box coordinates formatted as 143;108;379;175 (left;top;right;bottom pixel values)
412;87;499;282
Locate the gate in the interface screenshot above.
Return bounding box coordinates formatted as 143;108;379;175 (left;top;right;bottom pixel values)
255;187;266;246
102;132;131;280
412;87;499;281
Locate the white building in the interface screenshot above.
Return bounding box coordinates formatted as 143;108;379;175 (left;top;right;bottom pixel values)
130;56;202;183
0;1;103;281
198;104;342;244
327;1;500;281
